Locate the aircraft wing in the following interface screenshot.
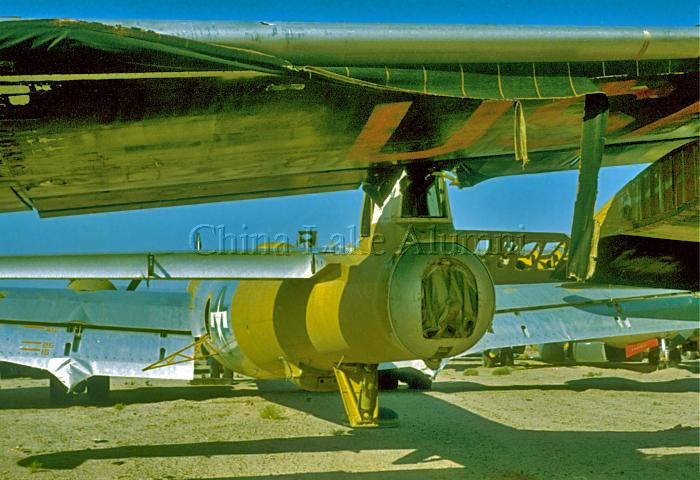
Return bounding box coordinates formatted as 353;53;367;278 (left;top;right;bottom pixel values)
0;20;697;216
462;283;699;355
0;287;196;388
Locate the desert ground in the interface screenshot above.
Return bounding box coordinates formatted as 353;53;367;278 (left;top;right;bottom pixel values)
0;358;698;480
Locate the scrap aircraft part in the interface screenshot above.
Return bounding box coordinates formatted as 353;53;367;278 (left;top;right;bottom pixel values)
187;174;495;383
0;287;196;389
0;252;327;280
596;142;699;242
567;94;609;281
456;230;569;284
591;143;699;290
537;333;695;366
0;21;697;216
537;341;632;363
194;244;496;380
0;172;498;425
460;283;699;356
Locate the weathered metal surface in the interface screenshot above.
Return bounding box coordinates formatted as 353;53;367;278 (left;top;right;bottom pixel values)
492;282;697;313
0;287;196;388
0;287;192;331
115;21;700;64
0;20;697;216
0;252;327;280
0;322;195;388
596;142;699;242
462;283;699;354
456;229;569;284
567;94;608;281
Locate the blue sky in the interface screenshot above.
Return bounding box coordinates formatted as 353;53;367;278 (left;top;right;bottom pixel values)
3;0;698;25
0;1;697;282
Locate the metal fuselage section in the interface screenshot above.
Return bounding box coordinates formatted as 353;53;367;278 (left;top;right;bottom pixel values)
191;176;496;390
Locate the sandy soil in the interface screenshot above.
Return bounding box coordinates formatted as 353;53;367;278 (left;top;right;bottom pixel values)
0;359;698;480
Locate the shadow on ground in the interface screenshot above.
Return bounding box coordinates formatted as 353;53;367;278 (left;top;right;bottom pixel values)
14;376;699;478
447;358;700;375
433;377;700;394
0;382;255;410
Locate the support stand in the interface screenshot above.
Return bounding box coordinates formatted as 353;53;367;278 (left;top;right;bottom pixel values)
333;363;398;428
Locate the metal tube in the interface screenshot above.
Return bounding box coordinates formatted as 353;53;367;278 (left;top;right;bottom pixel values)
106;21;699;65
0;252;326;280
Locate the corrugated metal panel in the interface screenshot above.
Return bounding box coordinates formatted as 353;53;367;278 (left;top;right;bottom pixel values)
598;142;699;241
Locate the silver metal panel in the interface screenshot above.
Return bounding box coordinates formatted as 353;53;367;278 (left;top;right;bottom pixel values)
0;322;194;388
0;252;326;280
114;21;699;64
0;288;193;332
464;289;699;354
494;283;694;312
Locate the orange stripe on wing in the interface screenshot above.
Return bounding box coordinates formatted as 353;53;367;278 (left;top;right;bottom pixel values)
348;101;413;163
623;101;700;139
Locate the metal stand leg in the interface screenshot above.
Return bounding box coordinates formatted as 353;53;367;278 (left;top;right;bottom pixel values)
334;363;392;428
659;338;670;369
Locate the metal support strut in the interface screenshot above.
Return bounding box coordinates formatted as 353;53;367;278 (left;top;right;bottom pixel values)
567;93;609;281
142;335;213;372
333;363;381;428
